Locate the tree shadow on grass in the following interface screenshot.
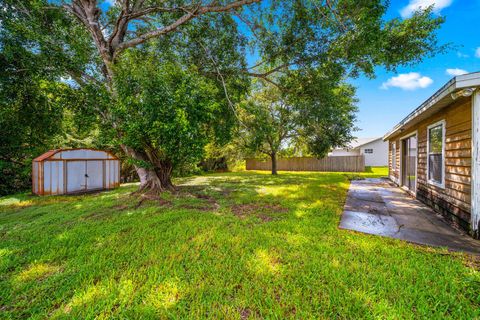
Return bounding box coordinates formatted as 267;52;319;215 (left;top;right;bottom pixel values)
0;172;476;318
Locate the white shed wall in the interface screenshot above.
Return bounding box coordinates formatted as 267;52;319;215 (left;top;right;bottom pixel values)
32;162;39;194
43;161;65;195
33;149;120;195
359;139;389;167
105;160;120;189
86;160;104;190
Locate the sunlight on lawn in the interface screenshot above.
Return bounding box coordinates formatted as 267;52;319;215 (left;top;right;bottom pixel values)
61;283;108;315
250;249;282;275
0;198;33;208
0;170;478;319
145;279;181;309
284;233;309;246
14;262;61;283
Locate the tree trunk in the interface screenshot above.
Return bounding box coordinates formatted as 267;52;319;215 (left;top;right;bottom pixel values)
121;145;175;192
271;152;278;175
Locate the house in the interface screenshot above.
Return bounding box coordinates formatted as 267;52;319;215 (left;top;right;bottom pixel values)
330;137;388;166
383;72;480;238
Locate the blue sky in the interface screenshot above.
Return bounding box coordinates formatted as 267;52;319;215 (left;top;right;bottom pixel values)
352;0;480;138
99;0;479;139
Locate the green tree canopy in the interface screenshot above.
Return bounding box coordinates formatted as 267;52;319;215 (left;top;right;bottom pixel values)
0;0;447;193
110;49;240;188
239;75;357;175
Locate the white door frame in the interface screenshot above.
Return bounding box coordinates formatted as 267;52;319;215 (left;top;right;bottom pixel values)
399;131;418;195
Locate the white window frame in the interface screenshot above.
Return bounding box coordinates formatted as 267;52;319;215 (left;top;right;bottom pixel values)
364;148;373;154
426;119;446;189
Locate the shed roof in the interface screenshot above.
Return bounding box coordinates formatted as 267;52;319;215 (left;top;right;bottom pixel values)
383;72;480;141
33;148;118;162
33;149;60;162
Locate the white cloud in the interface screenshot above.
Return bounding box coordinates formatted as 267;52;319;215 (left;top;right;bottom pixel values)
446;68;468;76
381;72;433;90
457;52;469;58
475;47;480;58
400;0;452;18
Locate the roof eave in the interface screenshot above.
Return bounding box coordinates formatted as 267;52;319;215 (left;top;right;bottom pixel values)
383;72;480;141
354;137;383;148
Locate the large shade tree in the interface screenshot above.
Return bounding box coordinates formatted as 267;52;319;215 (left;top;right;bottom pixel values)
111;49;241;189
2;0;446;192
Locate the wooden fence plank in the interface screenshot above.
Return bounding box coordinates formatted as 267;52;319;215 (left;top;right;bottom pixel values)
245;156;365;172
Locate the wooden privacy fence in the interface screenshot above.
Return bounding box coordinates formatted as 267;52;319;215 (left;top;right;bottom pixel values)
246;156;365;172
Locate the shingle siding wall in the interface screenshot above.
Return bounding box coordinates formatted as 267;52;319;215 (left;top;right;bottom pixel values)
388;97;472;232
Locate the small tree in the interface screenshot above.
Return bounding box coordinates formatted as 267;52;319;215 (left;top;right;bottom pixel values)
285;70;359;157
240;77;357;175
240;86;297;175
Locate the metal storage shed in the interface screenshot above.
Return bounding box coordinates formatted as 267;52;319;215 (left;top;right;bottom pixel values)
32;148;120;195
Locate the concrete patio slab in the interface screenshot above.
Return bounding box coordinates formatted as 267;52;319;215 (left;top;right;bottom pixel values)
339;178;480;255
340;211;399;237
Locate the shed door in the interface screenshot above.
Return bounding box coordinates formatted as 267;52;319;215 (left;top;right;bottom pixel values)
67;161;87;193
86;161;104;190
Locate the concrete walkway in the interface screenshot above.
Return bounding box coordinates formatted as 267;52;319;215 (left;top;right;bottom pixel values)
339;178;480;255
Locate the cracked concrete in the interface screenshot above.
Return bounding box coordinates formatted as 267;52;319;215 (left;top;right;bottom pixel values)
339;178;480;255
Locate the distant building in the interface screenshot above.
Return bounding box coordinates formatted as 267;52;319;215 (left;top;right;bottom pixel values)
330;137;388;167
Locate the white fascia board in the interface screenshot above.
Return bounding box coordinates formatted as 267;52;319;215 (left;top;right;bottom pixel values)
383;72;480;141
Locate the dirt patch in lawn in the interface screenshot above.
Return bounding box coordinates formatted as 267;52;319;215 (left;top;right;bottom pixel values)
230;203;288;222
239;308;252;320
132;193;173;209
257;214;273;222
177;185;233;198
179;193;220;211
180;193;220;211
112;204;131;210
179;204;215;211
462;255;480;270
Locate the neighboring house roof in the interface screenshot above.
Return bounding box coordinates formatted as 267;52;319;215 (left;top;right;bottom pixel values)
383;72;480;141
333;137;382;151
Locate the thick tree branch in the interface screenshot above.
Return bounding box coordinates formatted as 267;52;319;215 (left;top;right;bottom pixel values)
67;70;101;87
198;41;246;127
245;71;285;91
247;63;292;77
64;1;113;80
115;0;261;53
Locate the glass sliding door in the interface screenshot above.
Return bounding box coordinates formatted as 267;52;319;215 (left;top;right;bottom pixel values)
402;135;417;193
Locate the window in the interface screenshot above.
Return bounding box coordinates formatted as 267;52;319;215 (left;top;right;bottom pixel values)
364;149;373;154
427;120;445;187
392;142;396;170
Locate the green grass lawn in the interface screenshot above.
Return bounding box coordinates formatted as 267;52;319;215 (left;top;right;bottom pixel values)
1;168;479;319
